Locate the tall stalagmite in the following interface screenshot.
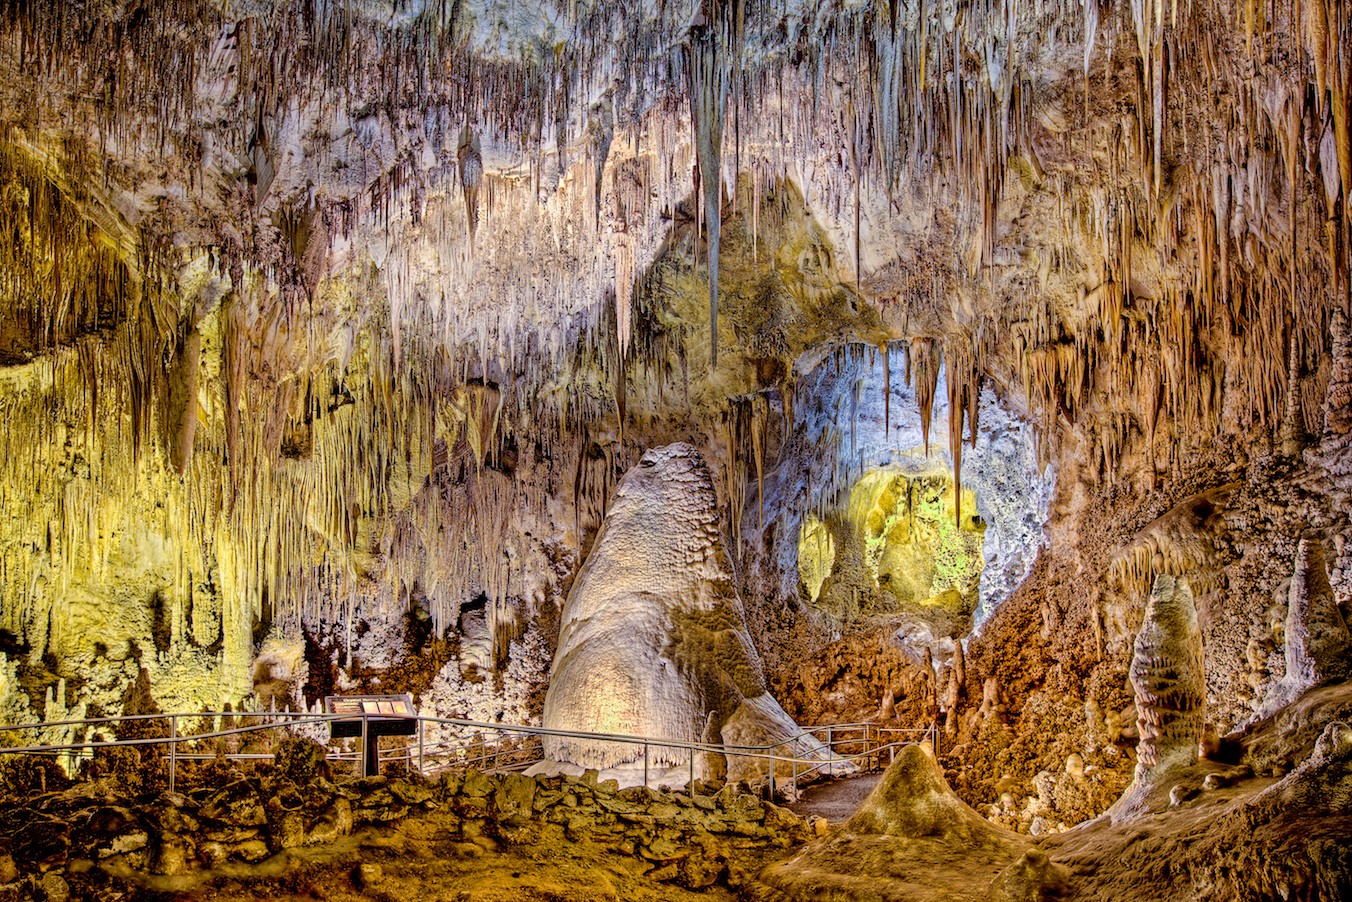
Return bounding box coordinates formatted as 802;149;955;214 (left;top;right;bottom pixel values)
1107;574;1206;822
540;443;829;783
1254;538;1352;721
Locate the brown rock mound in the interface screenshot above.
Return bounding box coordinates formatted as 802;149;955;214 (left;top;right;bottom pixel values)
747;744;1071;902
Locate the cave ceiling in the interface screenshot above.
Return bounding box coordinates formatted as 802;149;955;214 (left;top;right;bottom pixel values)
0;0;1346;715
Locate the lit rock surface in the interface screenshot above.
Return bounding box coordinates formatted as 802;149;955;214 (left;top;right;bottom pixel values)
540;443;829;783
0;4;1350;880
754;349;1052;641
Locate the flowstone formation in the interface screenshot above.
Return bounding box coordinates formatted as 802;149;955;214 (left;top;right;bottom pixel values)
538;443;831;786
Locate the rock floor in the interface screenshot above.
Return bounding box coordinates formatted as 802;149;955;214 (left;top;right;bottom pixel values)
178;820;746;902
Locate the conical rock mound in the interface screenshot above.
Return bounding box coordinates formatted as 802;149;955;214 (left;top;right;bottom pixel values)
1105;573;1205;822
748;744;1070;901
846;743;1013;849
1254;538;1352;722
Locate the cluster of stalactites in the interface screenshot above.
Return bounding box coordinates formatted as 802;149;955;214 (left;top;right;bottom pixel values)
2;0;1351;658
0;261;565;689
0;1;1099;372
1047;2;1347;476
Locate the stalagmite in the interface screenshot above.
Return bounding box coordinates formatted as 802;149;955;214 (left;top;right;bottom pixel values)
1106;574;1206;822
1250;720;1352;814
751;744;1073;900
1253;538;1352;721
537;444;835;784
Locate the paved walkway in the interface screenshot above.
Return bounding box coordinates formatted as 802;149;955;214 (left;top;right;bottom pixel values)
785;773;882;822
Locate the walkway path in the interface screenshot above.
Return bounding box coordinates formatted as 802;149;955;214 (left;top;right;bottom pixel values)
785;773;882;822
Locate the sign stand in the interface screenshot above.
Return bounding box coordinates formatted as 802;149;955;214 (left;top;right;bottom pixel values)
325;694;417;777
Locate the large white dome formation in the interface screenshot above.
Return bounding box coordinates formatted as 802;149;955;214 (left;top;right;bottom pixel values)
540;442;831;785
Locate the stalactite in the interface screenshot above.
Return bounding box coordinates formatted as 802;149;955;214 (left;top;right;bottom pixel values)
457;126;482;243
910;337;941;456
751;392;768;533
685;0;738;370
883;340;892;435
0;0;1346;714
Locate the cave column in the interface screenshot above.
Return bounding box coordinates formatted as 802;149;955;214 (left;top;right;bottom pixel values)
214;527;254;706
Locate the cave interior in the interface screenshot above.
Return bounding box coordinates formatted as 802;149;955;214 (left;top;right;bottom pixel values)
0;1;1350;900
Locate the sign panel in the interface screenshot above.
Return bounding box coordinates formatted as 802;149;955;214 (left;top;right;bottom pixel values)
324;694;417;738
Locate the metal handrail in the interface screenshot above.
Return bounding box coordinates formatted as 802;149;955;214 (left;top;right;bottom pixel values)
0;708;938;799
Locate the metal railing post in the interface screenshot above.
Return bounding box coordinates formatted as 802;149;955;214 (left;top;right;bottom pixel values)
643;743;649;786
826;725;832;777
168;715;177;793
360;713;369;778
418;718;424;775
689;746;695;802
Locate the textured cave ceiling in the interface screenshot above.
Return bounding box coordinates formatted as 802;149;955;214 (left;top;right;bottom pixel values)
0;0;1347;746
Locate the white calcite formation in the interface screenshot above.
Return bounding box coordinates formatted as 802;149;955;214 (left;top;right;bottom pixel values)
1107;573;1206;822
541;442;827;783
1253;538;1352;722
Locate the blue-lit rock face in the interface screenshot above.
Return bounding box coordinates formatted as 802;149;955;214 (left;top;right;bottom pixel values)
752;346;1052;641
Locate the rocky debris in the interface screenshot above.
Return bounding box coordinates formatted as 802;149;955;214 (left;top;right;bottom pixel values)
272;736;330;785
985;749;1131;837
0;739;811;900
1252;539;1352;722
776;630;935;730
1106;574;1206;823
0;756;72;798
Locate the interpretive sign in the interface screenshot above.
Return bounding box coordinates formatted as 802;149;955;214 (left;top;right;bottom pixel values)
324;693;417;776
